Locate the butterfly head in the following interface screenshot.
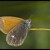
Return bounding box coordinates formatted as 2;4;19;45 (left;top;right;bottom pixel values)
24;19;31;29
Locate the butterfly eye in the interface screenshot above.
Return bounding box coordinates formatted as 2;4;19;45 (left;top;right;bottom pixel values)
6;21;30;47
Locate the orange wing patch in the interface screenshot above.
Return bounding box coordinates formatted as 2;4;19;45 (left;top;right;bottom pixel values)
0;16;24;34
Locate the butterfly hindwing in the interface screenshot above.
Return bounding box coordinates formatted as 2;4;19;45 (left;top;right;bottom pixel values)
6;21;29;46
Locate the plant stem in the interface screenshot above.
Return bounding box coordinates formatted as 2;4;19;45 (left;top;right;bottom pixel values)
30;28;50;31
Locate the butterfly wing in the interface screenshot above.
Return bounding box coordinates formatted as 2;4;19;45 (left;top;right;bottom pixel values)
6;21;29;47
0;16;24;34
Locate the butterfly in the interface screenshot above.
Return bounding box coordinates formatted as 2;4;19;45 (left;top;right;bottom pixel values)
0;16;31;47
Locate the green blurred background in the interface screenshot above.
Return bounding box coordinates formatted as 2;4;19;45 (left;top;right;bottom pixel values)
0;1;50;49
